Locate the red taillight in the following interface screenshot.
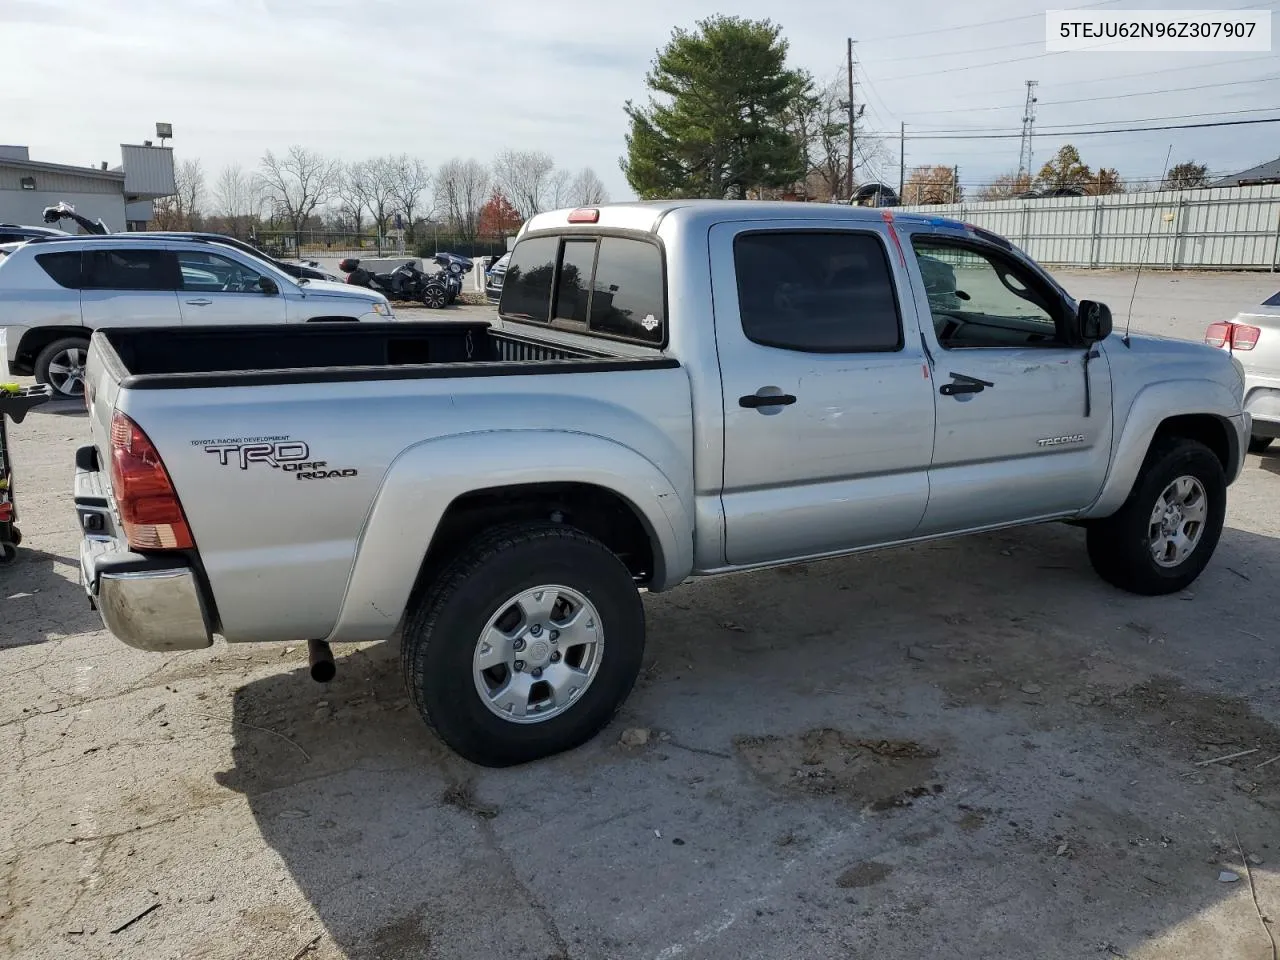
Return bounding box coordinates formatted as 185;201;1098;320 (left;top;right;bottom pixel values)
567;207;599;223
1205;322;1232;348
109;411;193;551
1205;321;1262;351
1231;323;1261;351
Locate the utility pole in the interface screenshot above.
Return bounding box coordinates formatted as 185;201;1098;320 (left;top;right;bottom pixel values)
952;166;960;204
846;37;856;202
1017;80;1039;181
898;122;905;201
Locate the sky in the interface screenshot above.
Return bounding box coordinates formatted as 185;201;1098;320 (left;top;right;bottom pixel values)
2;0;1277;204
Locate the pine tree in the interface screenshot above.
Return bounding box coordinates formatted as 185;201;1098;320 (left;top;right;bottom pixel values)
622;16;812;200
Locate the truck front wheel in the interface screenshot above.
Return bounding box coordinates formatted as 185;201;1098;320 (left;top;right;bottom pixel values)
401;522;645;767
1086;437;1226;595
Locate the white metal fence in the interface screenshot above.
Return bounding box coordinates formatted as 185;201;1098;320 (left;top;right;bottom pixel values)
898;183;1280;271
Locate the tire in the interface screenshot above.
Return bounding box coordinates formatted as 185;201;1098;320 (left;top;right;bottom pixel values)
1086;437;1226;596
34;336;91;398
422;284;448;309
1248;435;1273;455
401;522;645;767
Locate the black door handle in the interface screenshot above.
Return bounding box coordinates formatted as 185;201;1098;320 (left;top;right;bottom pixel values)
939;372;994;397
739;392;797;408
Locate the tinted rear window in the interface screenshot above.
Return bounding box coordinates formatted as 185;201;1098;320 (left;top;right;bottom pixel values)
500;234;665;345
1264;291;1280;307
83;249;178;291
554;239;596;323
500;236;557;321
36;251;83;288
590;238;664;344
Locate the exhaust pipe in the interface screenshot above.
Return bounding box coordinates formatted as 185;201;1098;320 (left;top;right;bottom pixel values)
307;639;335;683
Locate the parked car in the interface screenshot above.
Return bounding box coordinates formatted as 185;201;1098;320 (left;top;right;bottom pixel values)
485;251;509;303
0;223;69;244
140;232;342;282
1205;290;1280;453
0;235;393;396
75;201;1248;768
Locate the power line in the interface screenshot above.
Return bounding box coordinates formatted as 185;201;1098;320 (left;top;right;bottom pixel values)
898;72;1280;117
865;0;1272;59
858;0;1123;44
873;2;1277;83
874;115;1280;140
903;105;1280;135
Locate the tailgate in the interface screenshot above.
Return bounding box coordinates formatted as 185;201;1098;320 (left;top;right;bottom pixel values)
83;331;125;499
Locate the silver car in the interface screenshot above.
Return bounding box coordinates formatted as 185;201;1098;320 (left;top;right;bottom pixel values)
1207;291;1280;453
0;235;394;396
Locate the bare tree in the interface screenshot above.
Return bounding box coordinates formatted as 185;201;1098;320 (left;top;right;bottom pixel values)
434;158;492;241
547;169;571;208
568;167;609;205
493;149;555;220
256;146;341;246
335;162;367;238
388;154;431;243
213;163;253;237
176;159;205;228
347;156;397;253
456;159;491;240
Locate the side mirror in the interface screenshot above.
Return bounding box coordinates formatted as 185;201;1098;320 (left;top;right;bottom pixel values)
259;276;279;295
1077;300;1112;343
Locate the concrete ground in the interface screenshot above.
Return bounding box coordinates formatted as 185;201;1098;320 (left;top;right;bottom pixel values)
2;270;1280;960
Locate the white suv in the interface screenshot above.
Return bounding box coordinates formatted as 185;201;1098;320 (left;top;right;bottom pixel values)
0;235;394;396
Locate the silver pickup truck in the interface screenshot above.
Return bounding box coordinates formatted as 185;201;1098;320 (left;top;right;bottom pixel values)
75;201;1250;766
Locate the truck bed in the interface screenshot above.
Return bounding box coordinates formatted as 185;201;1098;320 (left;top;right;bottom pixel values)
93;322;674;390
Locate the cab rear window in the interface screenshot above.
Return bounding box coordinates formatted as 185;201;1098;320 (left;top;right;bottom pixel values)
499;234;665;345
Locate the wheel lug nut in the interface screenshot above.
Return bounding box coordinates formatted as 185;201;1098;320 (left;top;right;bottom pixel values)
532;667;543;678
549;630;559;643
550;651;561;663
513;660;525;672
513;638;525;651
530;624;543;637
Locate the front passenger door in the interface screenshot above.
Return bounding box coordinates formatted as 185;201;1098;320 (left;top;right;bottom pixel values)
908;235;1114;535
176;250;286;325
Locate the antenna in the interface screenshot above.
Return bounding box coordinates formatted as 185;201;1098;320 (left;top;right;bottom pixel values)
1016;81;1038;180
1122;144;1174;347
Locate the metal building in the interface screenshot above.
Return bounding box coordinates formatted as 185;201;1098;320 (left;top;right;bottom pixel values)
0;144;176;232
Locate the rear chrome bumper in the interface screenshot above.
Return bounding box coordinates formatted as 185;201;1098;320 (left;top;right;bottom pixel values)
76;446;212;652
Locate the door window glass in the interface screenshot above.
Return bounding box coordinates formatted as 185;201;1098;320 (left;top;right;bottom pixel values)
177;250;264;293
911;240;1062;349
733;231;902;352
83;249;178;291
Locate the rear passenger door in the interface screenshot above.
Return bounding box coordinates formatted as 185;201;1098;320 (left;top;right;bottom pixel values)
710;221;937;566
175;249;286;325
80;247;181;329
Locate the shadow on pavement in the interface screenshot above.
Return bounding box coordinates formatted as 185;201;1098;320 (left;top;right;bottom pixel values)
1;547;97;649
216;520;1280;959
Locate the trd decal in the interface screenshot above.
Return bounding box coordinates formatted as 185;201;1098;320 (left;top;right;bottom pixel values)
198;438;359;479
203;440;311;469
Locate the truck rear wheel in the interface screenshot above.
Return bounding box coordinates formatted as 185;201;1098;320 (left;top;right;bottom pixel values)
1086;437;1226;595
401;522;645;767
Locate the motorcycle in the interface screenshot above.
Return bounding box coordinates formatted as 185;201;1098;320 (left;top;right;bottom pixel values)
431;253;473;304
339;258;451;309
